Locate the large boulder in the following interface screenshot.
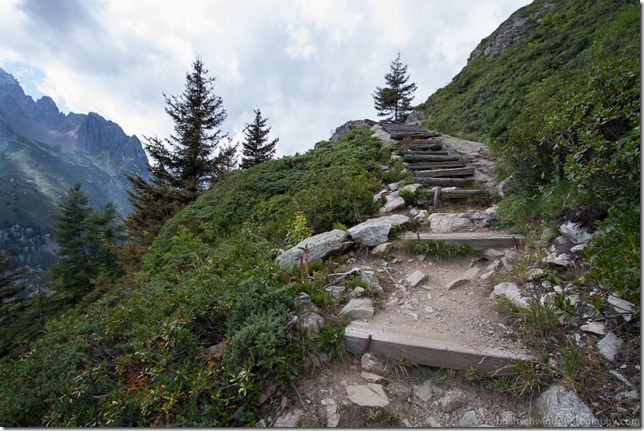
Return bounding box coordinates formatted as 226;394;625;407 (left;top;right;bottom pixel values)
348;214;410;246
276;229;353;269
428;210;495;233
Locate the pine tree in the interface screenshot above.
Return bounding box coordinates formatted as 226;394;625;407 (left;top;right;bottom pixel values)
125;56;229;246
373;52;417;122
240;108;278;170
49;184;123;299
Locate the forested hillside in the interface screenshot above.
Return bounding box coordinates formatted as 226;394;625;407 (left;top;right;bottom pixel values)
0;0;639;426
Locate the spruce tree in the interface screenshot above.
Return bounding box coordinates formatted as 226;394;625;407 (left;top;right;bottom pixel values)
240;108;278;170
373;52;417;122
126;56;229;246
49;184;123;299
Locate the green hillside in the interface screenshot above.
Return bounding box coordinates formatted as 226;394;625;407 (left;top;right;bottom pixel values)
420;0;638;143
0;0;640;426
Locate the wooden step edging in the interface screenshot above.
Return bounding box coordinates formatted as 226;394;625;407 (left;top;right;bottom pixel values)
404;232;524;248
345;321;535;375
414;167;475;178
403;154;460;162
406;161;466;170
414;177;471;186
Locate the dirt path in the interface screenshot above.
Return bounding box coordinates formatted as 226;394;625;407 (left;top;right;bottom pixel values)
266;129;535;427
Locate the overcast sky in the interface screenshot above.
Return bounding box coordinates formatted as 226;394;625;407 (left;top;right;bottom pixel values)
0;0;530;157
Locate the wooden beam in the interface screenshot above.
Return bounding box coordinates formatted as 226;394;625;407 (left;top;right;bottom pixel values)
414;177;470;186
406;161;466;170
390;131;441;140
415;167;475;178
403;232;524;248
345;321;534;375
403;154;460;162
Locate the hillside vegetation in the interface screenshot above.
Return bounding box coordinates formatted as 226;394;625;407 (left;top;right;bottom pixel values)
0;128;387;426
0;0;640;426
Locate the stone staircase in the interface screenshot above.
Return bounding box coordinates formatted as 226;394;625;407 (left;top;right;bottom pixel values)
343;121;531;374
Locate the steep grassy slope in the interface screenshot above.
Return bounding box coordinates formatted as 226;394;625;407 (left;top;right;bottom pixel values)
419;0;637;142
0;128;389;426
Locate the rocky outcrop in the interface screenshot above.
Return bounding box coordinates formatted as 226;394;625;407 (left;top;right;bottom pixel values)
468;3;555;62
347;214;410;247
276;229;353;269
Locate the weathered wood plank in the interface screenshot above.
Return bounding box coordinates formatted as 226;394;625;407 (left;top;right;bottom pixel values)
390;131;440;140
415;167;475;178
403;232;524;248
394;150;449;157
406;161;466;170
345;321;533;374
403;154;460;162
427;188;485;198
414;177;470;186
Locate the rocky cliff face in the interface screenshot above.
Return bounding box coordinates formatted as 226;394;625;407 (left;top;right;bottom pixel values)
0;67;149;277
467;2;555;62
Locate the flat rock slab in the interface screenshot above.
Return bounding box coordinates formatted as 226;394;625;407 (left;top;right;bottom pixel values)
597;331;623;362
346;383;389;407
348;214;410;246
340;298;374;320
276;229;352;268
491;282;529;308
446;267;480;290
407;270;426;287
345;321;534;374
404;232;523;249
535;385;599;427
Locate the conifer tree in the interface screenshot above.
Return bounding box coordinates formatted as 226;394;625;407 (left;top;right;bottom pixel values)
126;56;228;246
240;108;278;170
373;52;417;122
49;184;123;299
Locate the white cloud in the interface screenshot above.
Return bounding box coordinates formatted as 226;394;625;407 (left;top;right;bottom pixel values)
0;0;531;156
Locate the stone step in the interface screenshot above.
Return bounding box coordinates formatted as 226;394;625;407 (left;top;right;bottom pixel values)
403;232;524;248
415;167;475;178
345;321;534;375
406;161;466;170
403;154;461;162
414;177;471;187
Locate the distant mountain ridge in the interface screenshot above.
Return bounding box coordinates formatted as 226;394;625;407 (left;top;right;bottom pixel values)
0;67;148;276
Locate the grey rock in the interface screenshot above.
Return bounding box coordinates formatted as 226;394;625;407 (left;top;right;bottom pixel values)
276;229;353;269
346;384;389;407
324;285;346;299
380;191;406;213
559;221;594;244
428;211;494;233
424;416;442;427
360;270;384;294
413;379;435;402
446;267;479;290
348;214;410;246
371;242;393;255
459;410;479;427
535;385;598;427
438;389;467;413
407;270;426;287
329;119;367;142
491;282;529;308
607;295;635;321
597;332;623;362
360;371;387;384
322;397;340;427
361;352;383;372
580;321;606;336
339;298;374;320
273;408;305;427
